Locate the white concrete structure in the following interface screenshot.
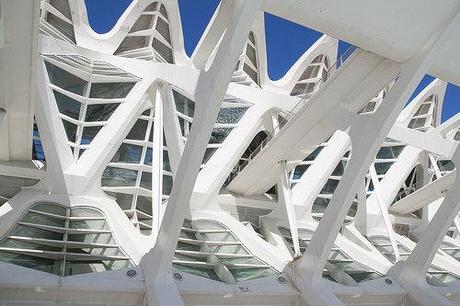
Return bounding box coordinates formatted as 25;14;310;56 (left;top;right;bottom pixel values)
0;0;459;305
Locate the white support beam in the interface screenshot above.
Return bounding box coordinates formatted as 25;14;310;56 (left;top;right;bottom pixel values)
140;1;263;305
388;125;457;158
277;160;301;257
285;2;459;301
369;164;401;262
391;147;460;306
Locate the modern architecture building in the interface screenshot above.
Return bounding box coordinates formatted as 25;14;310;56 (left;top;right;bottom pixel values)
0;0;460;305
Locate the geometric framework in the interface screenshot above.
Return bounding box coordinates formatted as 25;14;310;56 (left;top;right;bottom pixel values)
0;1;460;306
43;54;139;159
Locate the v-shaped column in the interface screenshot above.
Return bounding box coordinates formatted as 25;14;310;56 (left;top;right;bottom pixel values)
284;4;460;303
140;1;262;305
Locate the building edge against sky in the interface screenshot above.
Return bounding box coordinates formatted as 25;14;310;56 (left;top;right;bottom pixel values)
0;0;459;305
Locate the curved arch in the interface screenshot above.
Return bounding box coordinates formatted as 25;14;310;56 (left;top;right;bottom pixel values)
0;202;132;276
114;1;174;63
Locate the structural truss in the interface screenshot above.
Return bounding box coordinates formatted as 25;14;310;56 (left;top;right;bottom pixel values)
0;0;460;305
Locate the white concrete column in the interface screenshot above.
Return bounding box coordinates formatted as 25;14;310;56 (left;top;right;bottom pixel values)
369;164;400;261
278;160;301;257
287;3;457;299
151;85;164;238
391;147;460;306
141;1;262;305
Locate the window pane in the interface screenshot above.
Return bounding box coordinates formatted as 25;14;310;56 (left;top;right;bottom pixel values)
102;167;138;187
127;119;148;140
53;90;81;119
216;107;248;124
152;37;173;63
155;17;171;43
45;12;75;42
62;119;77;143
140;172;152;190
81;126;102;145
89;82;135;99
45;61;87;95
85;103;119;122
111;143;143;163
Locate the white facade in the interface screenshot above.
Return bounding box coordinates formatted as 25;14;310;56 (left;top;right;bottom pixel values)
0;0;459;305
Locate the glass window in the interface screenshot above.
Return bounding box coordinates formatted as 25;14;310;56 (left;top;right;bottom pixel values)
209;127;233;144
102;167;138;187
127;119;148;140
115;36;149;54
45;61;87;95
152;37;173;63
162;174;173;195
243;63;258;85
85;103;119;122
216;107;248;124
81;126;102;145
49;0;72;20
140;172;152;190
53;90;81;119
0;203;130;276
111;143;143;164
155;17;171;43
129;15;154;33
89;82;135;99
45;12;75;42
62;119;78;143
173;90;194;117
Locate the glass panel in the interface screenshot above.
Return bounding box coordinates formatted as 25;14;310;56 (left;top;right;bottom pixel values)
45;12;75;42
216;107;248;124
159;4;168;18
129;15;154;32
106;192;133;210
102;167;138;187
85;103;119;122
144;147;152;166
127;119;148;140
136;196;152;216
111;143;143;164
53;90;81;119
49;0;72;20
81;126;102;145
243;63;258;84
173;90;194;117
140;172;152;190
33;203;66;216
209;127;233;144
115;36;149;53
163;150;171;171
155;17;171;43
22;211;66;228
245;44;257;67
152;37;173;63
89;82;135;99
45;61;87;95
202;148;217;164
162;174;173;195
62;119;77;143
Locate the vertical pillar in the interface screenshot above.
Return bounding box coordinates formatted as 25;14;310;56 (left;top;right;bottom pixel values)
278;160;301;257
369;164;401;261
140;1;262;305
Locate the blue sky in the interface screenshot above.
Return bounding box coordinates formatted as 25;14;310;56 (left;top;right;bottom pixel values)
84;0;459;122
